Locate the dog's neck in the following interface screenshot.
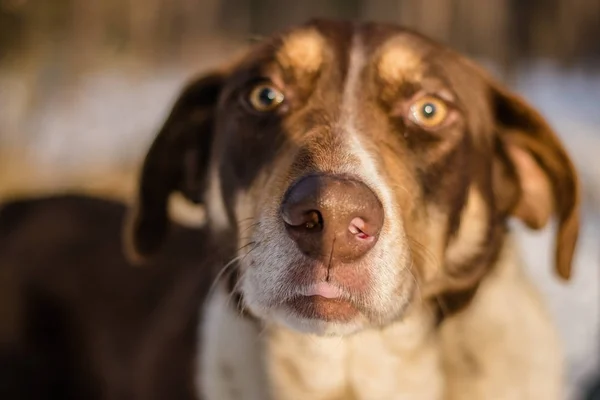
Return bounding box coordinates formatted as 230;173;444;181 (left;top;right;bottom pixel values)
198;285;443;400
267;303;444;400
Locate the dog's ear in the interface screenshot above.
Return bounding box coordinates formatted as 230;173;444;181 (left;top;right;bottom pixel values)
125;72;225;263
491;81;580;280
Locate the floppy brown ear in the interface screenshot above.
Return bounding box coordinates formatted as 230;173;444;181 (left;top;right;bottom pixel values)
125;72;224;263
491;82;580;280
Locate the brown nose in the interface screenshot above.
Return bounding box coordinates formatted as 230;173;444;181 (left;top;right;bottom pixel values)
280;175;384;263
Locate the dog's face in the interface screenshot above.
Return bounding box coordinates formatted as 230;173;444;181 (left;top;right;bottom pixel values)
127;20;579;336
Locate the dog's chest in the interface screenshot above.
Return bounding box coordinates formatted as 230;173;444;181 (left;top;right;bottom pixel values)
199;291;443;400
266;320;443;400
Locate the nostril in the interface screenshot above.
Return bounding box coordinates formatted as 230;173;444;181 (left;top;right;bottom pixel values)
303;210;323;231
283;209;323;232
348;217;377;241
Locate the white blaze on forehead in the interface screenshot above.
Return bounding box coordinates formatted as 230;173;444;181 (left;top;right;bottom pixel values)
339;33;399;234
341;33;366;117
336;33;410;306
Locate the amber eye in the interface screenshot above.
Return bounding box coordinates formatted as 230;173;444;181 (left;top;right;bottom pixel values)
408;96;449;128
248;83;285;112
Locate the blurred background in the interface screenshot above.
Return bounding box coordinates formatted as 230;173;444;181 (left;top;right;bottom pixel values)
0;1;598;399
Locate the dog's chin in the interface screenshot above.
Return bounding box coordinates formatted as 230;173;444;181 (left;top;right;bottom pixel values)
270;306;369;336
251;295;411;337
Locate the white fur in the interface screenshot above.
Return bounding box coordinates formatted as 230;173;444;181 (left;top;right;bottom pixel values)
441;237;563;400
205;163;230;231
199;286;443;400
197;288;271;400
167;191;206;227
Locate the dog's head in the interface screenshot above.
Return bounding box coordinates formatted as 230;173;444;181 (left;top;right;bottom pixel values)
125;20;580;336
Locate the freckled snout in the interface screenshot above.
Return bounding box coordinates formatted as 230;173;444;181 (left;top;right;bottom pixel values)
281;175;384;263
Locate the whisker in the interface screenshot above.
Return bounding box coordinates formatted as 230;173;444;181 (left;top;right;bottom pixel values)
223;243;260;312
239;220;259;233
387;181;412;197
406;259;423;305
237;240;257;253
407;235;442;274
206;256;244;300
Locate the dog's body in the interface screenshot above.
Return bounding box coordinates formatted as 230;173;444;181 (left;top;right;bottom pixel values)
2;19;581;400
0;195;211;400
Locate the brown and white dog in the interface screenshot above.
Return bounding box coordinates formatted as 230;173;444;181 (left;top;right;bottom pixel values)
124;19;580;400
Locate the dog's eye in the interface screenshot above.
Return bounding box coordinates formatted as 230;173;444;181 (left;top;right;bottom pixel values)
408;96;449;128
248;84;285;112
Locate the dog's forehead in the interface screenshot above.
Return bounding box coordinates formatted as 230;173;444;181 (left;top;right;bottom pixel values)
271;20;441;82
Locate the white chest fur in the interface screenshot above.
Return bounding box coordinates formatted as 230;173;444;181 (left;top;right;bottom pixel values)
197;290;443;400
198;289;271;400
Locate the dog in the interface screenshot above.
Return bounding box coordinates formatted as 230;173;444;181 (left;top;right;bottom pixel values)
123;18;580;400
1;18;580;400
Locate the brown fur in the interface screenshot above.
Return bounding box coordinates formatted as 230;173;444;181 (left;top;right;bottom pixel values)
0;194;215;399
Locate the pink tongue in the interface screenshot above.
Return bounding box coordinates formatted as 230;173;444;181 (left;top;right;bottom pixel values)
306;282;343;299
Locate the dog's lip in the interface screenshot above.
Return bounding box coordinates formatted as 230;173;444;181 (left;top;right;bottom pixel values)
285;284;358;323
298;282;345;299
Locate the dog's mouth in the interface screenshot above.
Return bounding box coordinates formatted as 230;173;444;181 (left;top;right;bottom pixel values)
281;282;361;322
285;296;359;322
240;246;416;333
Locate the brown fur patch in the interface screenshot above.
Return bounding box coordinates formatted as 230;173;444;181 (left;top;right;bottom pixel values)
277;28;326;75
376;36;424;85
